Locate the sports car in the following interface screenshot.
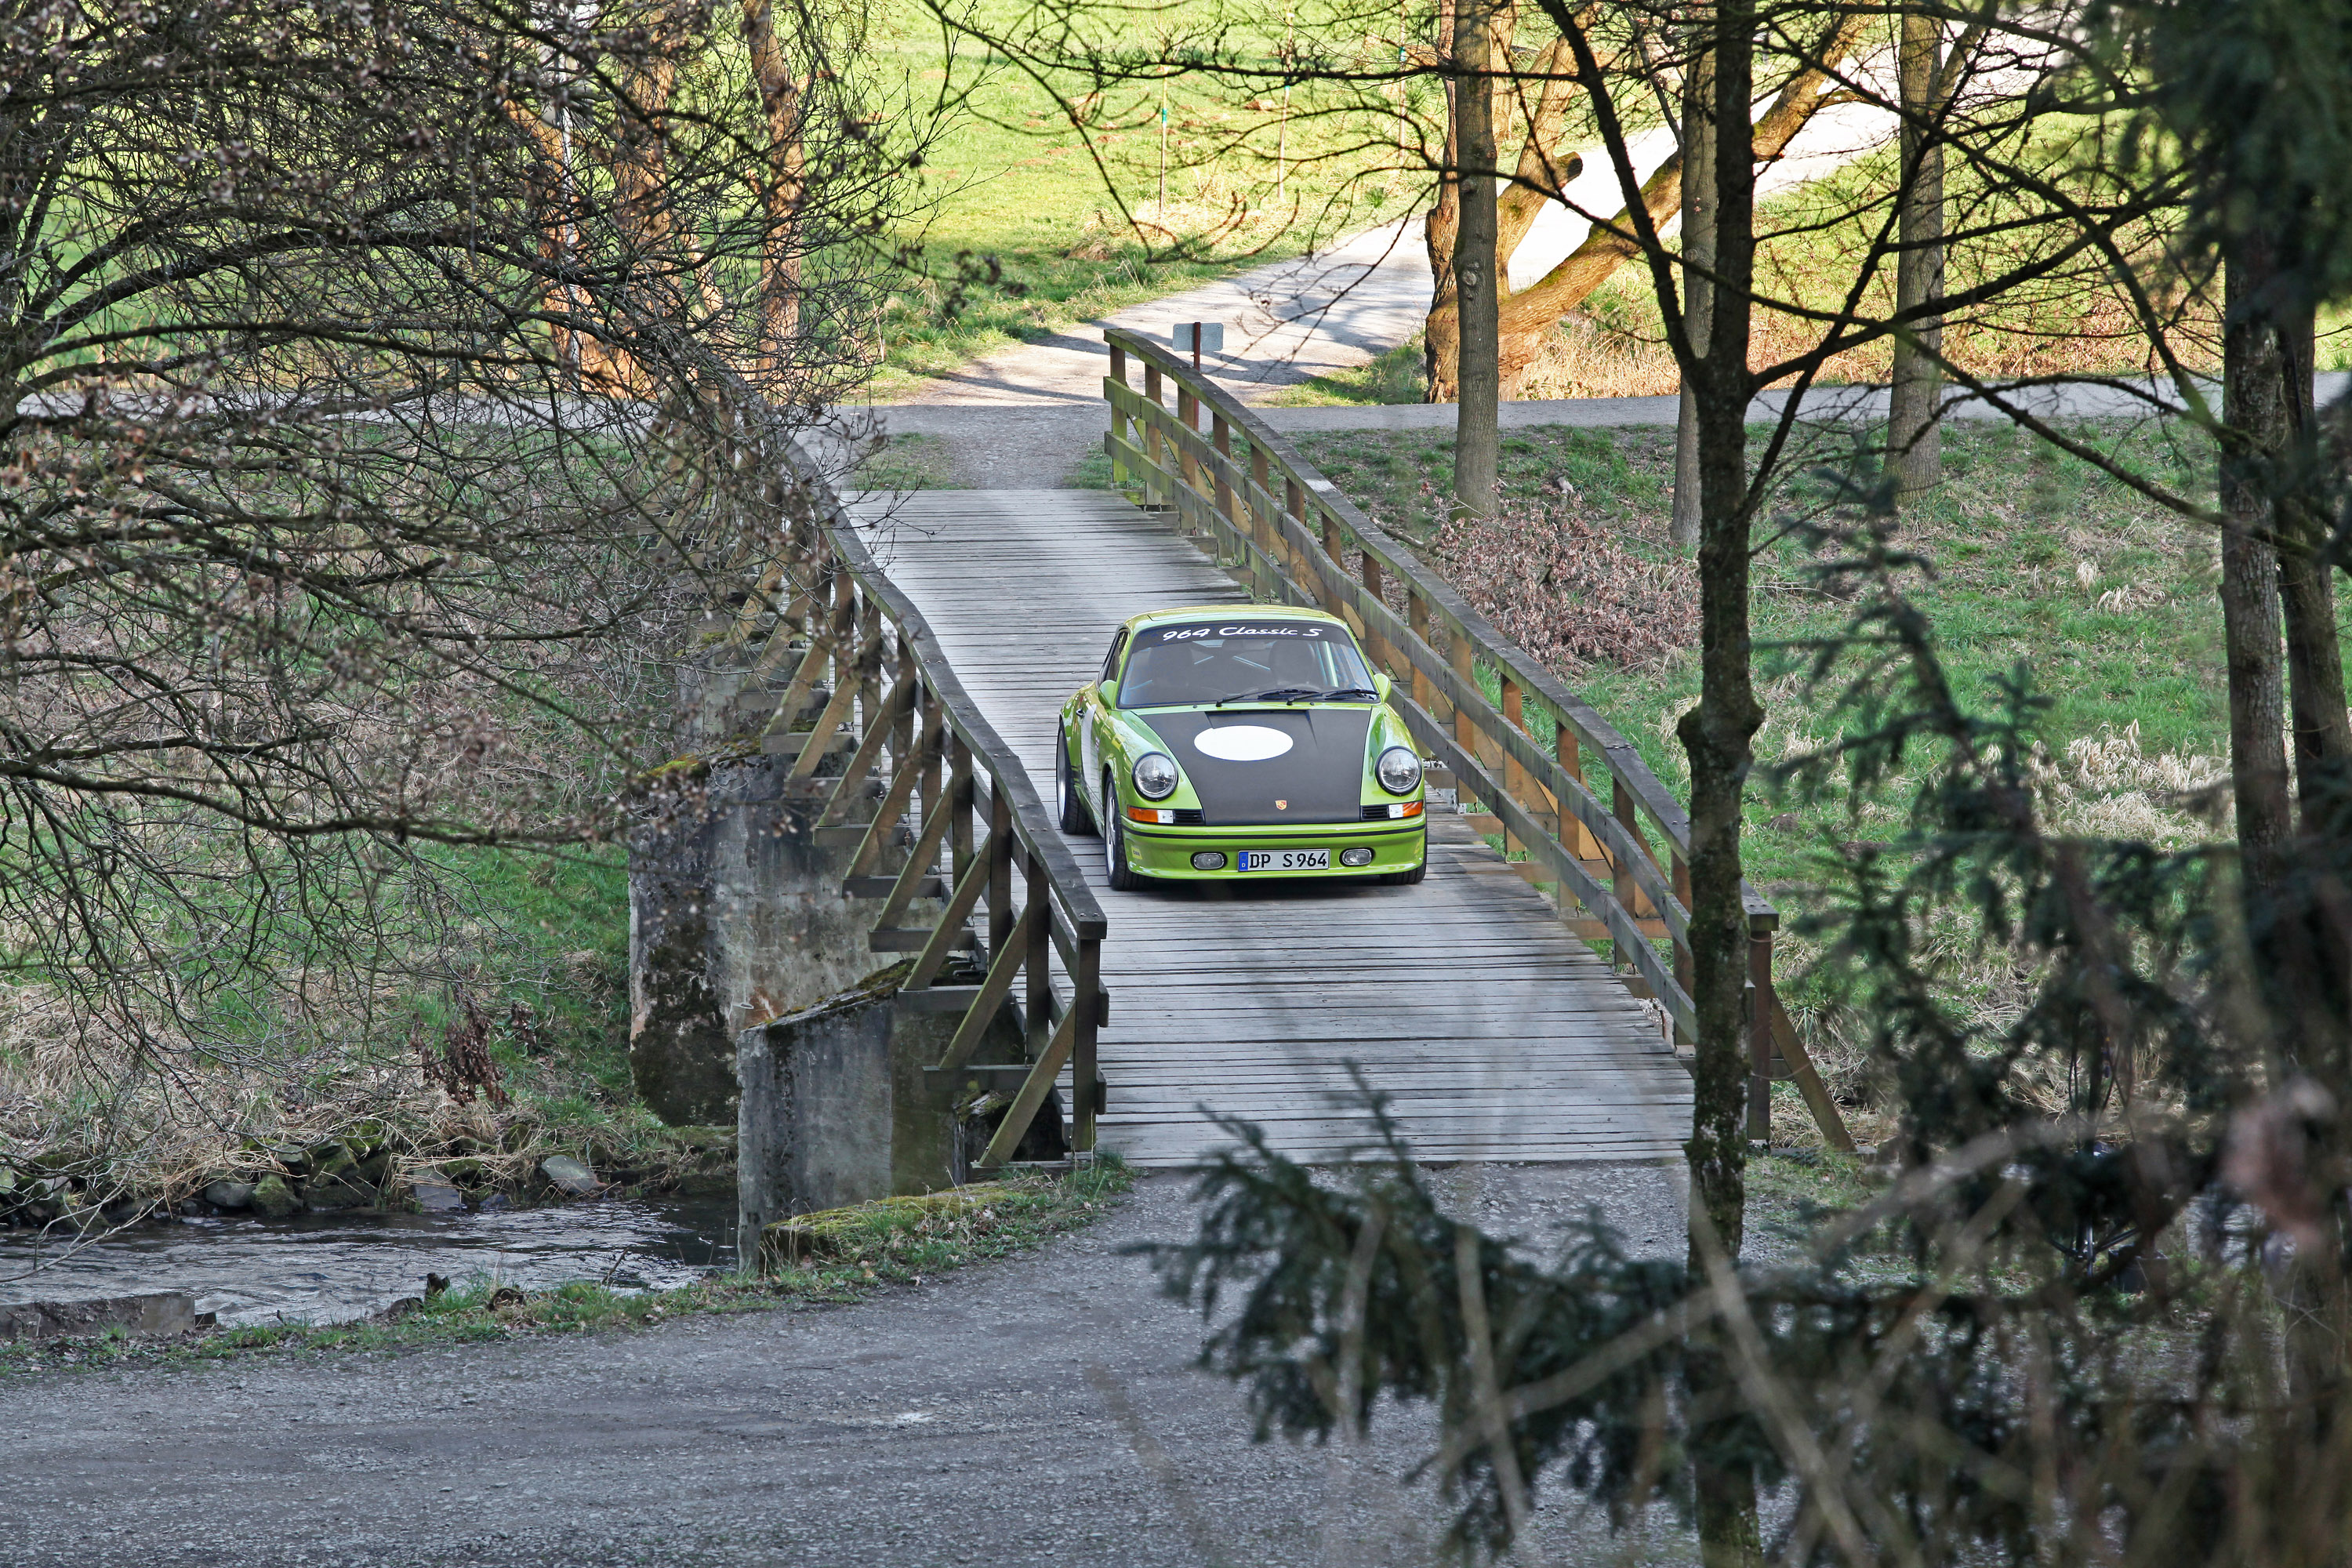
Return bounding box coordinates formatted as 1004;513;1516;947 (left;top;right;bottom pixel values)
1054;606;1428;889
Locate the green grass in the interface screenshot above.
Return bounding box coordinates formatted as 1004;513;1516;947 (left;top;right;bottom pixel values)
863;0;1409;395
1259;335;1431;407
1066;446;1117;489
855;432;963;489
0;1159;1131;1377
1294;421;1672;542
1744;1147;1888;1254
1296;417;2266;768
378;843;655;1152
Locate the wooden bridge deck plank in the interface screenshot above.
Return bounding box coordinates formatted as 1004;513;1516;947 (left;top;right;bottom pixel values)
851;488;1690;1167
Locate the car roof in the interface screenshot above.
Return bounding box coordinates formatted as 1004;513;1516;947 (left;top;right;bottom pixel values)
1120;604;1349;634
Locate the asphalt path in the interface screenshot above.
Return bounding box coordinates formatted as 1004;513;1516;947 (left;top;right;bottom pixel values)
3;1167;1692;1568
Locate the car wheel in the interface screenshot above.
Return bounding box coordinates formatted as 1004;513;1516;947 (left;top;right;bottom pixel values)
1102;771;1145;891
1056;728;1094;836
1380;850;1427;885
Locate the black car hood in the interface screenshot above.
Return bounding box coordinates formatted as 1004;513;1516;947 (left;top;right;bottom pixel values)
1140;708;1372;826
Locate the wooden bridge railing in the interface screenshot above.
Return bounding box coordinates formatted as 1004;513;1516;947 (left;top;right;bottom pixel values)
1099;328;1851;1151
715;445;1109;1168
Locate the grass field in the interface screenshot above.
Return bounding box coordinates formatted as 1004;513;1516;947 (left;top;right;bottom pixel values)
865;0;1411;395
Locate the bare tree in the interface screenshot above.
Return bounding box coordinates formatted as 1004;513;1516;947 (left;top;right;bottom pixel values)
1670;1;1716;550
0;0;922;1149
1453;0;1505;516
1884;1;1948;503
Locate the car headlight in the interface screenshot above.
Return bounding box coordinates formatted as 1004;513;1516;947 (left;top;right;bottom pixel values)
1132;752;1179;800
1376;746;1422;796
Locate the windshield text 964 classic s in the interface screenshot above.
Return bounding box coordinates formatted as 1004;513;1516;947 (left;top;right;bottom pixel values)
1054;607;1428;891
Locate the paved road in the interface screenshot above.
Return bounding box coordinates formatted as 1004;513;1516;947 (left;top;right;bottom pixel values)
2;1169;1690;1567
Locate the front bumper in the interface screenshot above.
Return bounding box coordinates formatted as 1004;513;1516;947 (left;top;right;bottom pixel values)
1120;818;1427;880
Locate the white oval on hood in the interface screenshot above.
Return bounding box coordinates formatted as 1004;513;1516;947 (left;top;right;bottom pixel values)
1191;724;1294;762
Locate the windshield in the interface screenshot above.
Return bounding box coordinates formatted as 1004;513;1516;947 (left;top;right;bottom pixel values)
1116;620;1376;708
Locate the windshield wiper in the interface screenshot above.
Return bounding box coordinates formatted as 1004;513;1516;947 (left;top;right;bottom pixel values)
1214;686;1323;706
1319;686;1381;702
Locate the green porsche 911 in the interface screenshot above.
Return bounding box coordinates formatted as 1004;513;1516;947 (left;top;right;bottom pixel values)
1054;605;1428;890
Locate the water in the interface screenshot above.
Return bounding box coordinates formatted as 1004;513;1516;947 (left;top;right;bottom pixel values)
0;1193;739;1327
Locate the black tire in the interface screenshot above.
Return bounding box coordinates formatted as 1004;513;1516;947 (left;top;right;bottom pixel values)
1102;771;1146;891
1056;728;1094;835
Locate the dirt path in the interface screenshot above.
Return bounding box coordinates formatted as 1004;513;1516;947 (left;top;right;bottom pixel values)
861;93;1902;488
3;1167;1687;1567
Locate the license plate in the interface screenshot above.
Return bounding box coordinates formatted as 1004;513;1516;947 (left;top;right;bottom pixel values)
1240;849;1329;872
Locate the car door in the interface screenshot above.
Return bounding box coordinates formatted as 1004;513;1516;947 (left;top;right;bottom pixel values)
1080;628;1125;805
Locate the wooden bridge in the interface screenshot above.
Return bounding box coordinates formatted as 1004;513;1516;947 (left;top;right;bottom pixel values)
729;332;1850;1171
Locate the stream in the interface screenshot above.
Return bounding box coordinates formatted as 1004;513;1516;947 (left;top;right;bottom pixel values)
0;1192;739;1327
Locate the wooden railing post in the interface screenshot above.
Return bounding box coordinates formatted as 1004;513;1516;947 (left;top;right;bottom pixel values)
1748;922;1775;1142
1176;385;1201;495
1447;614;1478;760
1556;724;1600;861
1671;851;1694;1047
918;686;944;868
891;637;916;782
1500;677;1528;863
1607;775;1638;973
1025;850;1051;1054
1361;551;1389;673
857;597;883;731
1279;479;1317;601
1612;777;1654;919
1211;411;1235;528
1143;363;1164;484
987;783;1013;960
1108;343;1129;486
1407;590;1434;716
1071;936;1101;1152
947;732;975;887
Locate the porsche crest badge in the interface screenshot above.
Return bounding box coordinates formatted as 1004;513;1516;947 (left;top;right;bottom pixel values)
1275;799;1288;810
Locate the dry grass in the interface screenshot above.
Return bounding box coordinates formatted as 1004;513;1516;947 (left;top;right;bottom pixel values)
1431;496;1697;673
1519;266;2203;401
0;941;672;1212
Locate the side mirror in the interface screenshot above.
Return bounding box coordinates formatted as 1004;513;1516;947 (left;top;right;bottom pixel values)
1373;672;1393;702
1098;678;1119;707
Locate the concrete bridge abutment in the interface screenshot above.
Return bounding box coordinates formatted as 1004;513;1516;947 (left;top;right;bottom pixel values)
626;643;883;1126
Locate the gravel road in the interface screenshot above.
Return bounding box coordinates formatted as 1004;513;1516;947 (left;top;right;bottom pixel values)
2;1166;1691;1568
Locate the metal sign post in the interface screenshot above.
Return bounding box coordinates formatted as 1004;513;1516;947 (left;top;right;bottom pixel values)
1171;322;1224;372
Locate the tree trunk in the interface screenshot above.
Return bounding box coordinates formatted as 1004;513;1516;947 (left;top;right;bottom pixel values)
1671;8;1716;552
1425;23;1599;401
1452;0;1501;518
597;1;697;394
1886;4;1945;504
1423;0;1464;400
2220;249;2299;890
743;0;808;373
2222;241;2352;1450
2268;307;2352;816
1677;3;1762;1560
1494;13;1864;387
